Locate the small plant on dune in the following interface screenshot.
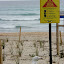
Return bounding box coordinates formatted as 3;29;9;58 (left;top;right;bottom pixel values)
17;44;19;48
33;43;36;47
60;50;64;58
39;41;42;48
10;49;13;55
3;51;5;61
43;41;44;51
29;54;35;57
10;43;13;55
17;44;22;57
42;40;47;51
15;56;19;64
16;41;22;57
37;40;42;48
6;38;8;42
18;48;22;57
38;40;45;50
40;41;42;48
16;42;19;48
36;47;38;56
2;40;5;49
21;41;23;46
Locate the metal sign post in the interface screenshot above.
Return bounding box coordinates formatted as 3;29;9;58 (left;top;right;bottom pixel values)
49;23;52;64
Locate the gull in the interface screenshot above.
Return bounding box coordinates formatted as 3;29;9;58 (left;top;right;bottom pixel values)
32;56;43;64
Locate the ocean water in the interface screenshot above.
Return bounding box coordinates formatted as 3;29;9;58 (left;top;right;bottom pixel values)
0;1;64;32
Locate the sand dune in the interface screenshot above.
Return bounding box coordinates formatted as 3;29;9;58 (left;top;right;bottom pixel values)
0;32;64;64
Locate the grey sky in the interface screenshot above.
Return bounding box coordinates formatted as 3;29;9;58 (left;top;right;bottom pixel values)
0;0;63;1
0;0;40;1
0;0;38;1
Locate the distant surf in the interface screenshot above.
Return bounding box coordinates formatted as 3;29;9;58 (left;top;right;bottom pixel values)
0;1;64;32
0;18;40;21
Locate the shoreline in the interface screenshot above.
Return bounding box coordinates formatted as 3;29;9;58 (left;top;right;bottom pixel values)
0;32;56;36
0;32;64;41
0;32;55;41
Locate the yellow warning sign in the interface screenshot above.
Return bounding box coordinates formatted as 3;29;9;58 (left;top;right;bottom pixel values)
40;0;60;23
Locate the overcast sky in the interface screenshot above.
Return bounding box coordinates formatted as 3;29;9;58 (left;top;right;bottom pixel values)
0;0;38;1
0;0;63;1
0;0;40;1
0;0;64;2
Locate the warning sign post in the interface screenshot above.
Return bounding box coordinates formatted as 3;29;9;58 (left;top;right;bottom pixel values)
40;0;60;64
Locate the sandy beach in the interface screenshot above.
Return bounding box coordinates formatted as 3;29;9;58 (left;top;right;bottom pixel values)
0;32;64;64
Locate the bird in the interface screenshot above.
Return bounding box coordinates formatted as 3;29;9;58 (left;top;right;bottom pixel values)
32;56;43;64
